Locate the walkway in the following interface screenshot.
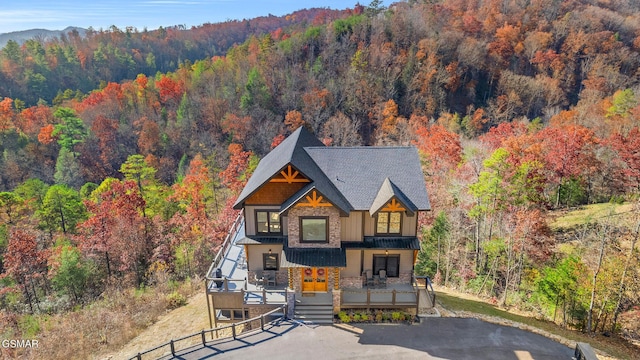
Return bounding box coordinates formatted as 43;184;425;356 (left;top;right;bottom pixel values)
162;318;573;360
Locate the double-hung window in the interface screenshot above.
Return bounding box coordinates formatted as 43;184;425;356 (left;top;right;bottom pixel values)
376;212;401;234
263;253;279;270
256;211;281;234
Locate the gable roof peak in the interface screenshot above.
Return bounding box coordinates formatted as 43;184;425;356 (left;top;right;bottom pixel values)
233;126;326;209
369;177;417;216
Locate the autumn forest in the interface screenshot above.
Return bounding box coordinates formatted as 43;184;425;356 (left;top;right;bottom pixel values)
1;0;640;358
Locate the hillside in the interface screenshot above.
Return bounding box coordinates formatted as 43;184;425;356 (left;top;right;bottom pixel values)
0;7;354;105
0;27;87;48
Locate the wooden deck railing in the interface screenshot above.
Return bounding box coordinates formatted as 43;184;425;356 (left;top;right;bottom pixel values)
205;213;244;287
341;288;418;307
128;304;287;360
206;277;288;305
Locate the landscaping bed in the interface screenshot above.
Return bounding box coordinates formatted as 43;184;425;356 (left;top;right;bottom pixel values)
335;309;416;324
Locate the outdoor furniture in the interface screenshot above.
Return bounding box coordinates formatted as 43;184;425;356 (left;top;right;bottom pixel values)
364;269;374;287
254;270;264;289
378;269;387;288
264;270;276;287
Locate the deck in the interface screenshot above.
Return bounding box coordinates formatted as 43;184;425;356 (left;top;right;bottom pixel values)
207;277;288;305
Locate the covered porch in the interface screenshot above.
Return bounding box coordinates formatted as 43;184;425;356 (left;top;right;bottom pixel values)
340;283;417;308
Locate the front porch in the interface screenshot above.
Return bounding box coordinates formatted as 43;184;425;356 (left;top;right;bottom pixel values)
341;283;418;308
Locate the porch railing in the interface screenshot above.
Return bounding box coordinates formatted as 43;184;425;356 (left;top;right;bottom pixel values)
206;277;288;305
341;288;418;305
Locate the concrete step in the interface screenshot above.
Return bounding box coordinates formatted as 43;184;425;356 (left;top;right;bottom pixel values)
294;304;334;324
295;305;333;313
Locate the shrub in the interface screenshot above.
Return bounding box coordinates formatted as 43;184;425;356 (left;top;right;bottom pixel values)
19;314;41;338
166;292;187;309
375;312;383;322
338;311;350;323
391;312;402;321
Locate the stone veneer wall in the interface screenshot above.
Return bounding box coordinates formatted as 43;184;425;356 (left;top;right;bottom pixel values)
247;305;280;330
387;272;412;285
287;205;341;248
340;277;363;289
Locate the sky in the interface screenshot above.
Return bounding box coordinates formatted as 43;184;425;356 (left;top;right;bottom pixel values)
0;0;386;34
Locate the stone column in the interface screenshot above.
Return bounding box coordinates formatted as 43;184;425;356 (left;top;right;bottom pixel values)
286;290;296;319
332;290;341;313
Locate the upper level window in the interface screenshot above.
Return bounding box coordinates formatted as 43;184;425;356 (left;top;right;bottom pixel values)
256;211;281;234
300;217;328;243
376;212;401;234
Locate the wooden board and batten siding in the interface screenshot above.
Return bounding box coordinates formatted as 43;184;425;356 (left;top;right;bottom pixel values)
340;211;363;241
344;249;363;277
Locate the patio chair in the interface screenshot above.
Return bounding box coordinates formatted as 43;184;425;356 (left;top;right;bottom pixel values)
364;269;374;287
264;270;276;287
378;270;387;288
254;270;264;289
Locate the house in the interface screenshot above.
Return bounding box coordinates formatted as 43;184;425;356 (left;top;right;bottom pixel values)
230;126;430;315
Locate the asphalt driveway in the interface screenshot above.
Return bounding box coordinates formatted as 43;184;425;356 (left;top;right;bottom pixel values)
165;318;574;360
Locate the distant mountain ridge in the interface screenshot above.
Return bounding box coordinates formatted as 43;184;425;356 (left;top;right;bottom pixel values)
0;26;86;48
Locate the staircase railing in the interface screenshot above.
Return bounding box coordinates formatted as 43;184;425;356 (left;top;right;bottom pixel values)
413;275;436;308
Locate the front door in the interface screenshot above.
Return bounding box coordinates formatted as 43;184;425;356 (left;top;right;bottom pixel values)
302;267;328;292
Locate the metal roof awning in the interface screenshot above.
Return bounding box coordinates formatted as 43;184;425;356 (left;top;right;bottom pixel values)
341;237;421;250
280;247;347;268
236;236;286;245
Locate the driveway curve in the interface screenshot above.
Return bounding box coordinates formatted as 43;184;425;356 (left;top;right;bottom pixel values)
165;318;573;360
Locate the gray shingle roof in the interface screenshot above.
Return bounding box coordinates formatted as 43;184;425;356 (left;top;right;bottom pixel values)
304;146;430;211
234;127;430;213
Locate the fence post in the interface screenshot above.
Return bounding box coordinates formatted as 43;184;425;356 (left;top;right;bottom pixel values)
262;288;267;304
232;323;237;339
261;314;265;330
137;353;142;360
392;289;396;305
170;340;175;356
201;330;206;346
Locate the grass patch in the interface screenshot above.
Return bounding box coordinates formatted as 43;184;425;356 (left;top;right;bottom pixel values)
550;202;634;230
436;292;640;359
